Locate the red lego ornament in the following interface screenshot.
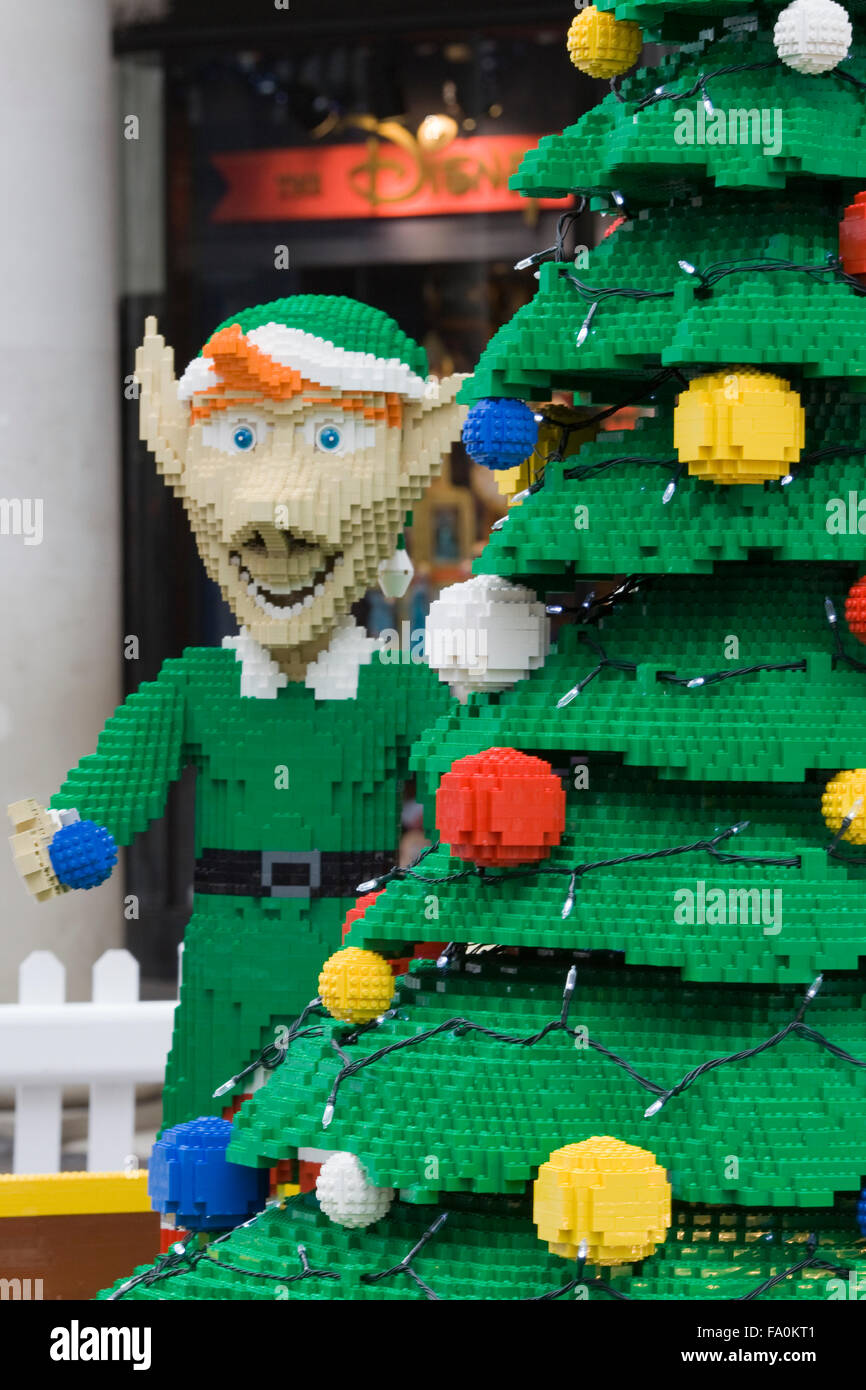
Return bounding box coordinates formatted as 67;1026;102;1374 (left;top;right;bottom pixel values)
341;890;384;943
845;575;866;644
840;192;866;283
436;746;566;868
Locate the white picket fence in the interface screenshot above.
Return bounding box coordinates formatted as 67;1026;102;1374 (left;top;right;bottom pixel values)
0;949;176;1174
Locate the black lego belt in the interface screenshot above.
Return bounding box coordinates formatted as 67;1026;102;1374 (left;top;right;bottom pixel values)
193;848;393;901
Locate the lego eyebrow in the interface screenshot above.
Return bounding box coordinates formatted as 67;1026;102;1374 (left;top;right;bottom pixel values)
188;390;402;427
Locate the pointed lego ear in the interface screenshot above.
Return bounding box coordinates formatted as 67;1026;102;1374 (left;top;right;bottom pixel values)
400;372;470;484
135;316;190;486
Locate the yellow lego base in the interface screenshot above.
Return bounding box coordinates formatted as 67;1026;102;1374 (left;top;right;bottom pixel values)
0;1170;151;1218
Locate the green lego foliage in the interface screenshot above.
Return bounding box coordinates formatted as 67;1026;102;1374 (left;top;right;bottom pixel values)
516;33;866;200
412;564;866;791
99;1191;866;1301
347;763;866;984
205;294;428;379
474;388;866;578
458;188;866;406
593;0;866;38
224;959;866;1207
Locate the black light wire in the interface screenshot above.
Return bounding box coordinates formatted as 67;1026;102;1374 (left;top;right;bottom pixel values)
318;965;866;1133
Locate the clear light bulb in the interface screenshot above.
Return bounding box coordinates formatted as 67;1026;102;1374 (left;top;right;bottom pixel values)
687;676;705;688
556;685;581;708
575;301;598;347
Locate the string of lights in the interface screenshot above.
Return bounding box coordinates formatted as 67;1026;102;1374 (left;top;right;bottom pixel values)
109;1204;342;1301
546;573;648;623
508;366;689;506
550;585;866;703
523;430;866;507
357;820;800;910
609;55;866;113
608;59;781;113
781;442;866;487
317;967;866;1136
535;1232;856;1302
354;794;866;914
561;450;692;505
108;1190;859;1303
555;627;814;706
359;1213;449;1297
514;203;588;272
561;254;866;352
212;995;327;1099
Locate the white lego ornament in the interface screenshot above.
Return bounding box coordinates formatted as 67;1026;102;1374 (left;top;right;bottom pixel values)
377;538;414;598
315;1151;394;1228
773;0;851;73
425;573;550;700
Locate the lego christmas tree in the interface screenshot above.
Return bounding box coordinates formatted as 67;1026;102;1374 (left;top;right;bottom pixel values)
107;1;866;1301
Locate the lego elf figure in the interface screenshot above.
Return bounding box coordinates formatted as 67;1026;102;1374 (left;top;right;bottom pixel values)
101;1;866;1301
8;294;465;1128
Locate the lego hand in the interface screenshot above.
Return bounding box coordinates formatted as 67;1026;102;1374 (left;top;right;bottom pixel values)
7;800;117;901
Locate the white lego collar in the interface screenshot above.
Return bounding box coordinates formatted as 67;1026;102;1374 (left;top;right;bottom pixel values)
178;324;427;402
223;616;381;701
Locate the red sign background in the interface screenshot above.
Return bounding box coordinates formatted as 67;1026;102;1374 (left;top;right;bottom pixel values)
211;134;568;222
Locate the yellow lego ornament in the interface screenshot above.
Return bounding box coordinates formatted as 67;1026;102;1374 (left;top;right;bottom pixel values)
533;1135;671;1266
821;769;866;845
566;6;643;79
673;368;805;485
319;946;394;1023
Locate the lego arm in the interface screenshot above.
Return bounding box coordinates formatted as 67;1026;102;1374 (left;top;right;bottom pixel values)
7;666;186;902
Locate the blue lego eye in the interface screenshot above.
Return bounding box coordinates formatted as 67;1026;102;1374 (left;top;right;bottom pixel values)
231;423;257;452
316;423;343;452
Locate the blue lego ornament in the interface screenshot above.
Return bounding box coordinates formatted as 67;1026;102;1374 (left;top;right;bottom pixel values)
461;396;539;470
48;819;117;889
148;1116;269;1231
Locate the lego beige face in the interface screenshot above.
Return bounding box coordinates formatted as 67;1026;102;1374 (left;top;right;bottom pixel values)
135;315;467;667
184;392;414;652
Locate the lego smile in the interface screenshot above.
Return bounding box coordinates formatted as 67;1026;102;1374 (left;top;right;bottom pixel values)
229;551;341;617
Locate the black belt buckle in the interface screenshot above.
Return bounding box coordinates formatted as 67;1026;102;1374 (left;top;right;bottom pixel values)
260;849;322;899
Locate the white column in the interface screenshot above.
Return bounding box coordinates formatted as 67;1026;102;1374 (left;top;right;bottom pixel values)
0;0;122;999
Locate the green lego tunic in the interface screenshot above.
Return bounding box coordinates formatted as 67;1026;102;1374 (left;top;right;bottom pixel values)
50;620;448;1126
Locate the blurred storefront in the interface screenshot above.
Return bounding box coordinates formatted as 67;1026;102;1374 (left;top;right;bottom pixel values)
113;0;598;977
